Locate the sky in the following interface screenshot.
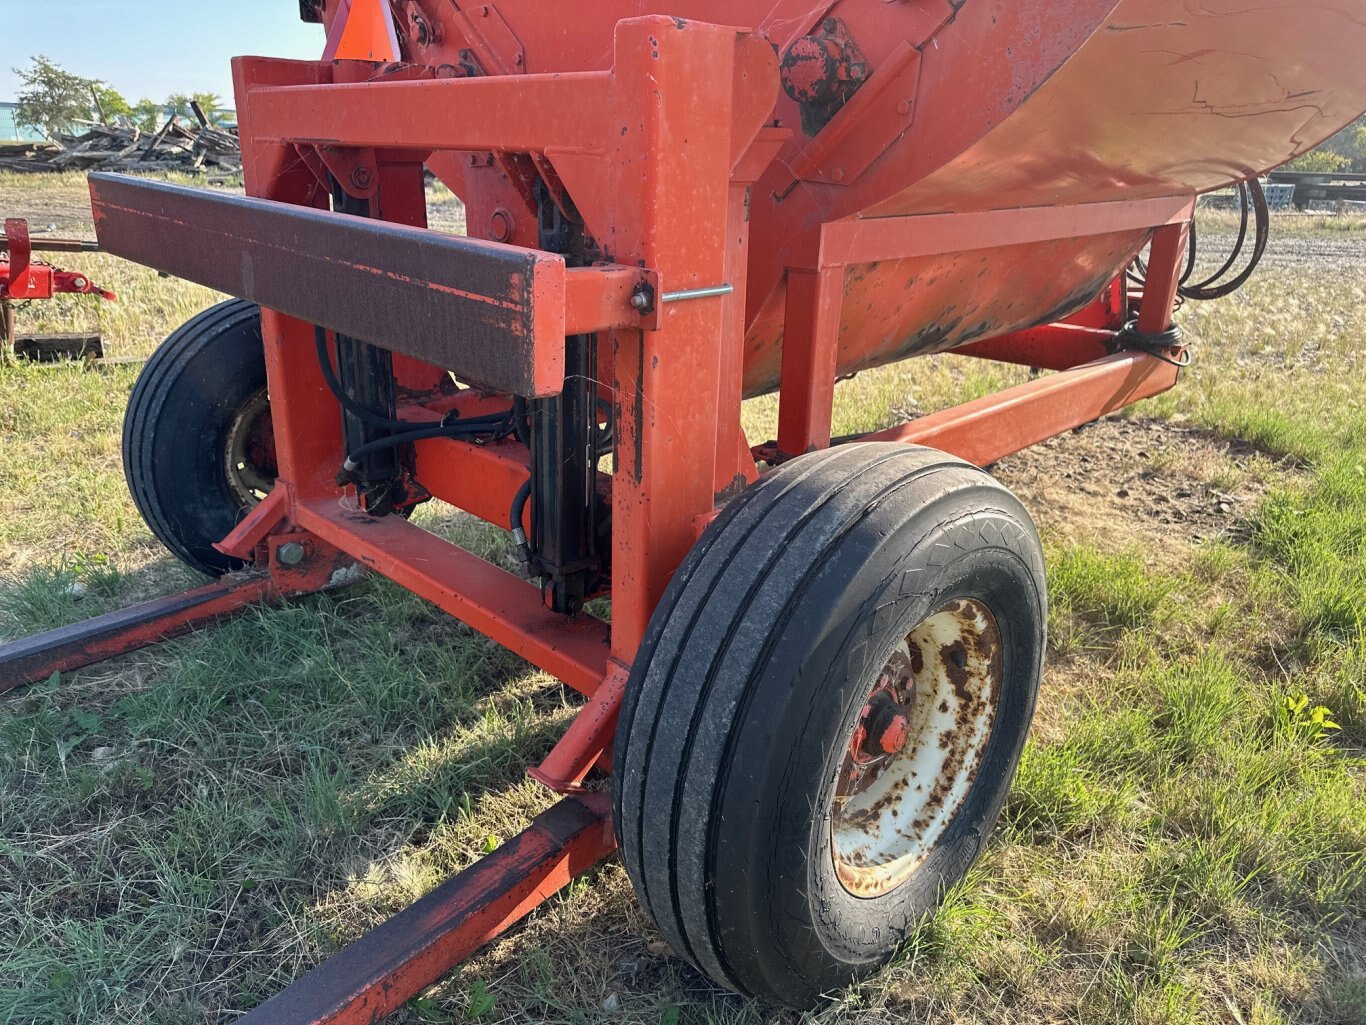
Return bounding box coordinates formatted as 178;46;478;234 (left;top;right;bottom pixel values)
1;0;324;106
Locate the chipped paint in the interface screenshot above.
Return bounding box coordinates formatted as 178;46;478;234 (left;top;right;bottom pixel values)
831;599;1003;898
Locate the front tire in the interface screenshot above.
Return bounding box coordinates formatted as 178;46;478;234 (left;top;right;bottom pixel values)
123;300;274;577
613;443;1046;1007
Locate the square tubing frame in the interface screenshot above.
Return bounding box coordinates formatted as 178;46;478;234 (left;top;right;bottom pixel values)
775;196;1195;457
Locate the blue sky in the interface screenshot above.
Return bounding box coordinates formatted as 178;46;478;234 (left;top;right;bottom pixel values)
2;0;324;106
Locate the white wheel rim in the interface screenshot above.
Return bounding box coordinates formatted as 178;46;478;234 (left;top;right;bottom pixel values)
830;598;1003;898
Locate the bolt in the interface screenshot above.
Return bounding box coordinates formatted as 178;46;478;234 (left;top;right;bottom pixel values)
629;283;655;313
278;541;306;566
350;166;373;190
896;99;912;116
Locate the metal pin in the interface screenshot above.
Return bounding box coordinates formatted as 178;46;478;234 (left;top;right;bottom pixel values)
660;284;735;304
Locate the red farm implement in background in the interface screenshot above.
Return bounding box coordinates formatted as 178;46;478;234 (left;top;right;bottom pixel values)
0;217;115;360
3;0;1366;1020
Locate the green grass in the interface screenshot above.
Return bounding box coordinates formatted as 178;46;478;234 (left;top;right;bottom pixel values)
1;210;1364;1023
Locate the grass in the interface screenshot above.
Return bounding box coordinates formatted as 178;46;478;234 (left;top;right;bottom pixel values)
1;185;1364;1024
1197;207;1366;237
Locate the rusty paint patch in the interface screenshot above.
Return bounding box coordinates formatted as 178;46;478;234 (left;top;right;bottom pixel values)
831;598;1004;898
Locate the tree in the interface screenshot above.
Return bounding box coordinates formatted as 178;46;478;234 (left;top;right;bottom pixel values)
190;92;227;126
12;56;93;138
131;98;163;133
90;81;132;124
1351;124;1366;172
1286;149;1351;174
165;92;196;121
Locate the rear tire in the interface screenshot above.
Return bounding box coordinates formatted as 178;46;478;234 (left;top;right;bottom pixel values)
123;300;274;577
613;443;1046;1007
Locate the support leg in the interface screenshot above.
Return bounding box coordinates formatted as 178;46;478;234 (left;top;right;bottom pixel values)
1136;221;1190;334
605;22;773;663
776;265;845;457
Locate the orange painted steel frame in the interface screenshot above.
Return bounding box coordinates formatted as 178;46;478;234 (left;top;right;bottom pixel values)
3;16;1198;1024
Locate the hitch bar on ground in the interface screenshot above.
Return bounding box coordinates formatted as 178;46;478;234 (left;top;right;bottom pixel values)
235;792;615;1025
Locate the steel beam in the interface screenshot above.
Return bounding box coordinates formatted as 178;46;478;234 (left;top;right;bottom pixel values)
294;500;609;696
88;174;648;397
859;350;1181;466
235;792;615;1025
0;575;277;694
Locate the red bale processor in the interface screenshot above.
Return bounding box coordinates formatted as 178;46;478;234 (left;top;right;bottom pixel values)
3;1;1366;1018
0;218;115;360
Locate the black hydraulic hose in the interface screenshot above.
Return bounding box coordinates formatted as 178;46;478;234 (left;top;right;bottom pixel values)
314;326;413;431
1180;177;1270;301
341;417;513;473
511;396;532;447
1185;181;1252;293
509;478;533;570
316;325;518;476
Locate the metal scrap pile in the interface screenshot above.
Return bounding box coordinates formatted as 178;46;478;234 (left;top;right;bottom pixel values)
0;118;241;177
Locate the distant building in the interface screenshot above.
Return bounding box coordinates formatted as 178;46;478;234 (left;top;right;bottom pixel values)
0;102;47;142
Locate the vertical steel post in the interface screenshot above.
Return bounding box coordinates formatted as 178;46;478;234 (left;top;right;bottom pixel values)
776;264;846;456
231;55;344;504
604;21;760;662
1136;221;1191;334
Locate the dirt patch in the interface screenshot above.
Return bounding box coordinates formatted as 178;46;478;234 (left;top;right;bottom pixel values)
990;416;1302;570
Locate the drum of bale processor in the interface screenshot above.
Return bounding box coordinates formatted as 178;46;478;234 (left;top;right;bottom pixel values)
3;0;1365;1018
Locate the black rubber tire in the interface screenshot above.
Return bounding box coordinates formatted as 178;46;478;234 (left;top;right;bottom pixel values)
613;442;1047;1007
123;299;268;578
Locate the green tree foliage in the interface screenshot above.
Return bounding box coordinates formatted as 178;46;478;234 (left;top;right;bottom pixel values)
12;56;93;138
1290;116;1366;173
89;82;132;124
190;92;227;126
131;99;163;133
1352;124;1366;171
1286;149;1351;173
164;93;196;121
11;56;233;136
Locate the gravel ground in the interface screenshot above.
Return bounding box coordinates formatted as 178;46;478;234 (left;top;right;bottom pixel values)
1200;230;1365;272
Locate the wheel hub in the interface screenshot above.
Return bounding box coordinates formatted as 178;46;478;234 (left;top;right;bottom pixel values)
830;598;1004;898
223;388;277;507
850;683;913;763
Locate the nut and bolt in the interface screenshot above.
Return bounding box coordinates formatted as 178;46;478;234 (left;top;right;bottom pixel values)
278;541;307;566
489;208;514;242
350;167;374;191
629;283;656;313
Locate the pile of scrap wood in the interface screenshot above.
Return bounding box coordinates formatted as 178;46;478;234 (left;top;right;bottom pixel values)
0;118;241;177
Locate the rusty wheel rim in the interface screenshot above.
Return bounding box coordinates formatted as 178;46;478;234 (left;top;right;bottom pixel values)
830;598;1004;898
224;387;277;507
